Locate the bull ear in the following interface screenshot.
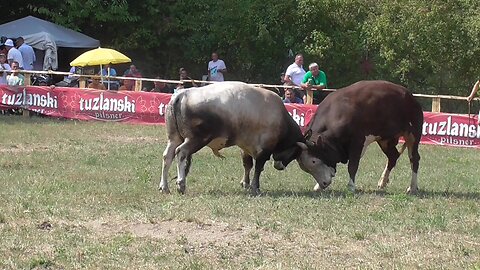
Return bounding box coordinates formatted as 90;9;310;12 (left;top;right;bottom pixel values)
296;142;308;150
303;129;312;140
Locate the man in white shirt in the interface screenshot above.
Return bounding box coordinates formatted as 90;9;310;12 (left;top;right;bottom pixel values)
4;39;24;69
16;37;36;70
284;54;306;86
207;52;227;82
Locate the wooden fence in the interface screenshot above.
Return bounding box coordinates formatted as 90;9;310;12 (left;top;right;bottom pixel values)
12;70;479;113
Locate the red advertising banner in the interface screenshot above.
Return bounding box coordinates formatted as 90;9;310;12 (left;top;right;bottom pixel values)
1;85;479;148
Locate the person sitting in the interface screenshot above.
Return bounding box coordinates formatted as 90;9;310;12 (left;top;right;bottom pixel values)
87;77;106;90
119;75;135;91
150;77;173;93
300;62;327;104
100;64;119;90
6;61;24;86
283;88;303;104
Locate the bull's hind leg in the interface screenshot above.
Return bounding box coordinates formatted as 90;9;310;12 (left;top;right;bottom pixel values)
377;139;400;190
405;133;420;194
241;151;253;189
175;138;206;194
159;138;182;193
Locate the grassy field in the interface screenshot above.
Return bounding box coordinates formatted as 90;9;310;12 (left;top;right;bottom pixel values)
1;115;479;269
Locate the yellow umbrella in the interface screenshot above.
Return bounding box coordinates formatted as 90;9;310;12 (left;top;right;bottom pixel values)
70;47;131;90
70;47;131;67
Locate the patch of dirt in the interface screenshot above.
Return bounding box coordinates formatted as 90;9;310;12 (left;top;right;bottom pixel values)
84;218;256;247
0;144;52;153
105;136;162;144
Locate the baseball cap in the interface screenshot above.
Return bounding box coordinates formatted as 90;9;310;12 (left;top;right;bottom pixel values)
4;39;14;47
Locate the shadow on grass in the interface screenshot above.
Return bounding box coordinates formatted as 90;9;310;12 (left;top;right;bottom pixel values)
204;187;480;200
0;114;71;125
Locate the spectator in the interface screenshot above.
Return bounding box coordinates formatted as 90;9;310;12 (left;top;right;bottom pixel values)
87;77;106;90
467;80;480;102
123;64;142;77
150;77;173;93
283;88;303;104
284;54;306;87
301;62;327;104
119;74;134;91
467;80;480;124
122;64;141;91
177;67;198;89
100;64;118;90
207;52;227;82
4;39;23;69
6;61;24;86
0;53;12;84
15;37;35;70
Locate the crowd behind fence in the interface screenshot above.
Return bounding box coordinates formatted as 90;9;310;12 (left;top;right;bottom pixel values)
6;69;480;113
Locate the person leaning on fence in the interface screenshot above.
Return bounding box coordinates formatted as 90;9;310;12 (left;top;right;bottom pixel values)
6;61;24;86
300;62;327;104
177;67;198;90
467;80;480;124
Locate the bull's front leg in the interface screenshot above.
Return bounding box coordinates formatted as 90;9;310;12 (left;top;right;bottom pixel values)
347;145;363;192
241;151;253;189
250;152;270;196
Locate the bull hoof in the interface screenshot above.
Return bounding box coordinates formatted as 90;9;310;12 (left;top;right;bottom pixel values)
176;181;186;194
159;186;170;194
313;183;322;192
241;181;250;189
250;188;261;196
406;186;418;195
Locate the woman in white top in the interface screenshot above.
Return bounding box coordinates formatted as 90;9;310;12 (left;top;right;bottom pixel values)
0;53;11;84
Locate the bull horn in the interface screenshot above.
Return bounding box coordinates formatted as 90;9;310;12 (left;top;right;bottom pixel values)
303;129;312;140
306;140;316;147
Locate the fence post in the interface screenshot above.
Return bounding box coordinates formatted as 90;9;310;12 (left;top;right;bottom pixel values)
135;79;142;92
305;89;313;104
432;97;441;112
23;73;32;117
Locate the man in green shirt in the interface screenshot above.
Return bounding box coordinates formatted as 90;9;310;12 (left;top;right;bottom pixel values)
301;62;327;104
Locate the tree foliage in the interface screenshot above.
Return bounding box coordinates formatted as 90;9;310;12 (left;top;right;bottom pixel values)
2;0;479;95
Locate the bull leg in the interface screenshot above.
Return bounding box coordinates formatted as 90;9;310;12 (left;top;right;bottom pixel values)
250;152;271;195
241;151;253;189
159;138;182;193
175;138;206;194
406;134;421;194
347;144;363;192
377;139;400;190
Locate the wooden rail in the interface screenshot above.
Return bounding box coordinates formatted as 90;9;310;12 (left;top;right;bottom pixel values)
10;70;478;114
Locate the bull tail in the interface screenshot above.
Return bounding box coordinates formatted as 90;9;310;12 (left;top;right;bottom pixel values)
166;92;185;139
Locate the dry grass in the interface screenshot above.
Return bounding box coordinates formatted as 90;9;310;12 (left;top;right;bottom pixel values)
0;115;479;269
